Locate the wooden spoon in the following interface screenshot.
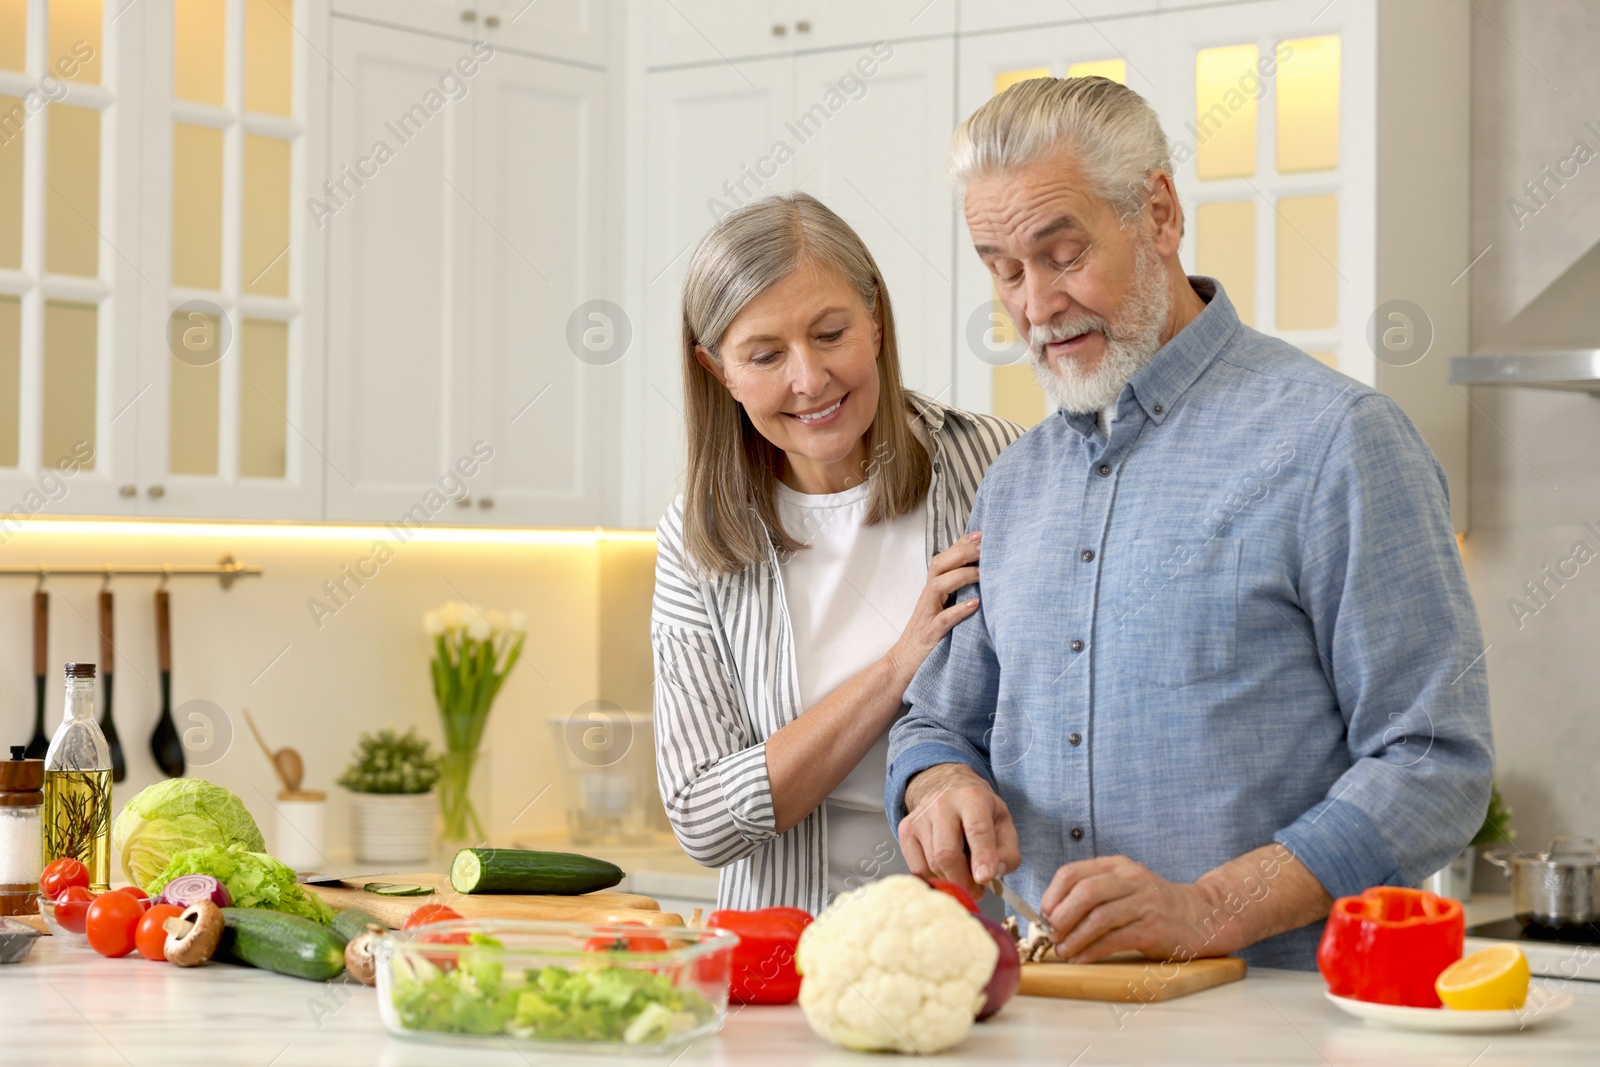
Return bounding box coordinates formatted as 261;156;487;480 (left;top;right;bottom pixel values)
242;708;301;793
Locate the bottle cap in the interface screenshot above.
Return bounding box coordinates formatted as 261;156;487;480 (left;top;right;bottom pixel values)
64;662;96;679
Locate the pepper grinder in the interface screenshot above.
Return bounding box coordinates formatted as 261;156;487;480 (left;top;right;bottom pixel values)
0;746;45;916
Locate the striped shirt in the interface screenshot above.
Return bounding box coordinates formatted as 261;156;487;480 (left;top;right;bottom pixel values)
651;392;1023;915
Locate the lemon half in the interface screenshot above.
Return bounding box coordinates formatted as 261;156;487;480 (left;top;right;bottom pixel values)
1435;944;1530;1011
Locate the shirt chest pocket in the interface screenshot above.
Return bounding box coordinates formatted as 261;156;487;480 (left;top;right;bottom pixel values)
1108;536;1241;687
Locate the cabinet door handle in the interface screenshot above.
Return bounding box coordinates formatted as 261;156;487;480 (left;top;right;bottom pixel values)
461;8;477;21
795;19;811;32
146;485;165;499
478;497;494;509
484;14;499;27
118;484;136;497
771;23;786;35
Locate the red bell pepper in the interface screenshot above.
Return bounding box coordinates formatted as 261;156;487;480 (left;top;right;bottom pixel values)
1316;886;1464;1008
707;906;813;1005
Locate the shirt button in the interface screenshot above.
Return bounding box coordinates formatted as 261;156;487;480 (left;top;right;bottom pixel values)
1098;464;1111;477
1081;549;1095;562
933;463;941;474
1070;639;1084;652
1070;827;1085;841
1153;404;1164;414
1068;732;1082;746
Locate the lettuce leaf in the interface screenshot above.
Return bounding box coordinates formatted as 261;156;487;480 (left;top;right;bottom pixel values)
149;843;336;925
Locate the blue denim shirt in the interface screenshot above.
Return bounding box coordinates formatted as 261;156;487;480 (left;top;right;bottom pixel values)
886;278;1494;971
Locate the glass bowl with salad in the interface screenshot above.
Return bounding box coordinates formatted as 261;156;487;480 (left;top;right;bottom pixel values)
373;918;738;1054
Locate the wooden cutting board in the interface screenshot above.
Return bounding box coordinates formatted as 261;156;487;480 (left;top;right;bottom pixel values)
304;871;684;929
1019;955;1247;1002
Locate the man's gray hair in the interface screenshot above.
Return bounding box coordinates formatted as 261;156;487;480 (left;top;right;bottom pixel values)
948;76;1174;224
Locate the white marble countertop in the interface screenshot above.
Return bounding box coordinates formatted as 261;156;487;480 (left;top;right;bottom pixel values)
5;932;1600;1067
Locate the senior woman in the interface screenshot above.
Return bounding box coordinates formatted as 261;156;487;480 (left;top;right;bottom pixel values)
652;192;1022;915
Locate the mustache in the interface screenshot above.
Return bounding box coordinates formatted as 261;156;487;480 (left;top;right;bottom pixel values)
1027;316;1109;357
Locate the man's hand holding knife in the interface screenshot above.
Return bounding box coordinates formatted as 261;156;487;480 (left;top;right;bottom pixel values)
900;762;1334;964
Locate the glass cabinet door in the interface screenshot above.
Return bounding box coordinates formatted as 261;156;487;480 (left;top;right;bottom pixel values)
0;0;138;515
140;0;325;519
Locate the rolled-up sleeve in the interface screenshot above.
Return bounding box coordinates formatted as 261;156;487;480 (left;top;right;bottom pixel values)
651;505;778;867
885;492;1002;828
1273;394;1494;898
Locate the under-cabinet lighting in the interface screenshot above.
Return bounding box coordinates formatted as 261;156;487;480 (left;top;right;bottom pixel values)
4;518;656;545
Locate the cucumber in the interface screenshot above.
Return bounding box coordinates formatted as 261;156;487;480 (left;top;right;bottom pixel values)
362;882;433;897
449;848;624;895
330;907;387;943
217;908;347;981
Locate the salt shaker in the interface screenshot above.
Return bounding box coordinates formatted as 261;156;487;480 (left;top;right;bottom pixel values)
0;746;45;916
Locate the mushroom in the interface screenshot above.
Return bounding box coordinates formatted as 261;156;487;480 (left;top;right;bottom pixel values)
344;923;385;986
163;900;224;967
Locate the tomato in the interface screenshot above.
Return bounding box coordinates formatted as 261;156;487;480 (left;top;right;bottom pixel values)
86;891;145;958
584;922;669;954
402;903;463;930
54;886;95;934
113;886;151;909
923;876;980;914
39;858;90;901
136;904;184;962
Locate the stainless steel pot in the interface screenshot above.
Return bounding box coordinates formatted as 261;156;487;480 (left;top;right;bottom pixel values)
1484;836;1600;930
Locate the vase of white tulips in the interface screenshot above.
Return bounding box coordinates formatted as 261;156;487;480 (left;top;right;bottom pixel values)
424;600;527;849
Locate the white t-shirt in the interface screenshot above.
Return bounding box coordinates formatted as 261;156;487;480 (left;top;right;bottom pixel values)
773;478;926;899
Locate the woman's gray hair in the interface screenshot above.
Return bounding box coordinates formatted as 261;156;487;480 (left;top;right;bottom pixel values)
948;76;1173;224
683;193;881;356
677;192;930;575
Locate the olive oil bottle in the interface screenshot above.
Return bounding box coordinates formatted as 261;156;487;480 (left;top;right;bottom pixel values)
43;663;112;891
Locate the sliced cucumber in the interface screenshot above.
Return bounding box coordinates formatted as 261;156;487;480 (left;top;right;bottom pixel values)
362;882;434;897
449;847;624;895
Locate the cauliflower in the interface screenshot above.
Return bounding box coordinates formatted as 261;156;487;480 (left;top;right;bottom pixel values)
795;874;999;1055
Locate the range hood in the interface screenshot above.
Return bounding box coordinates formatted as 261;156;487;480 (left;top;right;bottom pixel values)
1449;239;1600;393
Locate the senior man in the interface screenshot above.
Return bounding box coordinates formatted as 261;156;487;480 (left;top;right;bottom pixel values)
886;77;1493;970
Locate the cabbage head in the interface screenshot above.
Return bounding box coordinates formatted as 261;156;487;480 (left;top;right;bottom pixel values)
111;778;266;889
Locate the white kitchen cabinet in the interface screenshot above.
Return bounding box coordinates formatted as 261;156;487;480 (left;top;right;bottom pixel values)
630;27;959;526
0;0;327;521
635;56;796;525
461;53;610;525
325;14;611;525
325;18;475;523
646;0;955;68
333;0;610;67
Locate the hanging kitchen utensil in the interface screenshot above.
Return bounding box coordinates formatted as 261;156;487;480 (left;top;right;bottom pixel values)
149;587;185;778
23;591;48;759
98;587;125;782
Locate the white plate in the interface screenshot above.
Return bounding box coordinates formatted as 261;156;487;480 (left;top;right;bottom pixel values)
1324;990;1574;1032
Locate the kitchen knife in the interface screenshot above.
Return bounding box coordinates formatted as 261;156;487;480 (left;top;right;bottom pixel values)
990;874;1057;940
298;866;407;886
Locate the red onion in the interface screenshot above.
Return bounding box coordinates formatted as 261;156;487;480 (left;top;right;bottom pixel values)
156;874;231;910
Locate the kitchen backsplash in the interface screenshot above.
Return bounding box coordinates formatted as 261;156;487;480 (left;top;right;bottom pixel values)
1466;1;1600;870
0;523;658;858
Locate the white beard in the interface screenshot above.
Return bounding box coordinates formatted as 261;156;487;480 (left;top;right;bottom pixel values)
1027;239;1172;415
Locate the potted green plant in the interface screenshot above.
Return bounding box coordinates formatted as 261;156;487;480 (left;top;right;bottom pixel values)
338;728;441;865
1425;782;1514;902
